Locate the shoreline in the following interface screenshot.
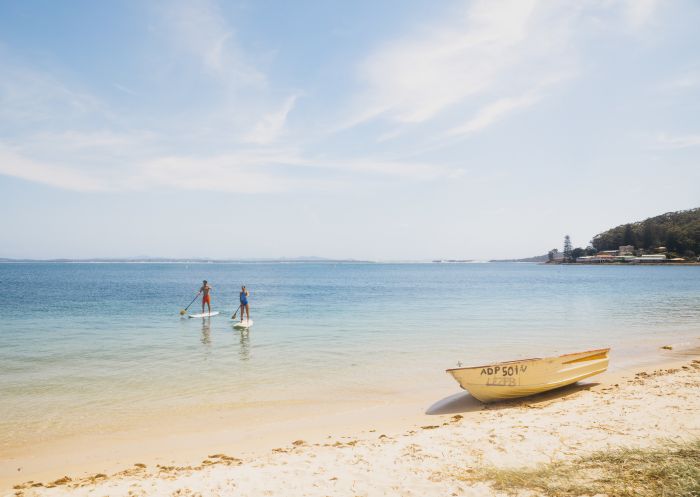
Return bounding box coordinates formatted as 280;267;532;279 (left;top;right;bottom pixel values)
3;339;699;494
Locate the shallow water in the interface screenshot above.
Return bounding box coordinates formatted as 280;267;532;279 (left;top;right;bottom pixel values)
1;262;699;452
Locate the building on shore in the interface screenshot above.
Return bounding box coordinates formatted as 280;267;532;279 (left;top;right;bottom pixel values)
576;253;669;264
633;254;668;262
618;245;635;255
576;254;615;263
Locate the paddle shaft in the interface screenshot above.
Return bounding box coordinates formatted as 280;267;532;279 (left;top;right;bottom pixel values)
183;292;200;312
231;304;242;319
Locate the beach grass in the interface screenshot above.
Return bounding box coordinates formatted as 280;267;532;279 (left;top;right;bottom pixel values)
458;439;700;497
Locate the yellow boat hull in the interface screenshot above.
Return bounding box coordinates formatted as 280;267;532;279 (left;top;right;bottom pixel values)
446;348;610;403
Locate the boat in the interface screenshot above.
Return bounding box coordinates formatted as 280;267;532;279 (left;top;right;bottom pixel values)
446;348;610;403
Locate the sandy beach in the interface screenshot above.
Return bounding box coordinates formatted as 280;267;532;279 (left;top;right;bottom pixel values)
4;345;699;497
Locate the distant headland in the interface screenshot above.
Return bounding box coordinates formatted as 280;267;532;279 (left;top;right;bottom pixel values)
550;207;699;264
491;207;700;265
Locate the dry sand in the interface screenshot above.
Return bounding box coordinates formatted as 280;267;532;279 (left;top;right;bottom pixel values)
4;351;699;497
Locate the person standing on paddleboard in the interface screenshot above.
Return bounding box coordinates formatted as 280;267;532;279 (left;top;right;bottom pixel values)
239;285;250;322
199;280;212;314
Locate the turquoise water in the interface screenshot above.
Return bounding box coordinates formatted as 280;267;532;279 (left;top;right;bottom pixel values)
1;262;699;451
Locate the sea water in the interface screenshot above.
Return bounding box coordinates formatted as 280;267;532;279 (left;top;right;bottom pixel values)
1;262;699;453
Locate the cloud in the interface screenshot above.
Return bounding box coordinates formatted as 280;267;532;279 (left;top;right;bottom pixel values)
0;145;107;191
344;0;572;130
25;130;154;152
135;153;312;193
0;59;107;128
159;0;264;86
659;69;700;92
242;95;299;145
113;83;139;96
310;157;466;181
0;0;678;198
655;133;700;150
622;0;658;30
448;93;540;136
0;139;463;194
338;0;665;142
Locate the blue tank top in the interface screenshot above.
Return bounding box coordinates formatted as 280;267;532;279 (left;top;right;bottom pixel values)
240;292;248;304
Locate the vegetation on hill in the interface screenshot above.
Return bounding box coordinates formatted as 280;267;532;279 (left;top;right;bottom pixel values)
591;207;700;257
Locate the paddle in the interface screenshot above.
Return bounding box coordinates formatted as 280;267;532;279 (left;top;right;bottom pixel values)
179;293;200;316
231;304;242;320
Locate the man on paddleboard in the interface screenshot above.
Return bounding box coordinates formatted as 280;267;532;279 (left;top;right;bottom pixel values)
239;285;250;322
199;280;212;314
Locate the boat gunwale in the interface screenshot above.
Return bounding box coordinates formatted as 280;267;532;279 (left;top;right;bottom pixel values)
445;347;610;373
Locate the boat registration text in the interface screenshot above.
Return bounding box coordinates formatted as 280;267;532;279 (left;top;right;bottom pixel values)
479;364;528;376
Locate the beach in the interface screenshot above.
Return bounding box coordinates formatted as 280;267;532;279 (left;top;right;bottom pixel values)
4;345;699;496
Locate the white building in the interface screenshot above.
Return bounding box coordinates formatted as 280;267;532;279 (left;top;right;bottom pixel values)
633;254;667;262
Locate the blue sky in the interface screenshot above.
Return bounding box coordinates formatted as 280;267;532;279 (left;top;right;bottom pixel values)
0;0;698;260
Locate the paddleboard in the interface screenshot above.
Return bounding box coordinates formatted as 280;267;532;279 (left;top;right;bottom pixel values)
188;311;220;318
233;319;254;329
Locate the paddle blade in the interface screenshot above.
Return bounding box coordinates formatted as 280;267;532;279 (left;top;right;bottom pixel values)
179;309;186;315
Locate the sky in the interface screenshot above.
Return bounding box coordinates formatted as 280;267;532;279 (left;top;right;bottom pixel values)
0;0;698;260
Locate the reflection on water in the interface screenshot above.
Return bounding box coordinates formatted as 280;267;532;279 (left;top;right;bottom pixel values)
238;328;250;361
200;318;211;346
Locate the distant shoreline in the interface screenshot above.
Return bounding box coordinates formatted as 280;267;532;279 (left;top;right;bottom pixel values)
0;258;375;264
1;258;698;266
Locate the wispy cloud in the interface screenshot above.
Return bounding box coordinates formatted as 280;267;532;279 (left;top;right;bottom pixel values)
24;130;154;152
343;0;574;132
0;0;684;197
655;132;700;149
448;93;540;137
0;135;463;194
338;0;664;143
0;145;107;192
242;95;299;145
0;59;107;127
113;83;139;96
160;0;264;85
621;0;658;30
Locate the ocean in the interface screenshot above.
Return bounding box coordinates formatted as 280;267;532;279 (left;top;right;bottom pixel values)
1;262;699;454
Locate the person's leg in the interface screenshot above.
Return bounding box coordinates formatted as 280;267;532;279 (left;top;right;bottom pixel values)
206;296;211;314
246;304;250;320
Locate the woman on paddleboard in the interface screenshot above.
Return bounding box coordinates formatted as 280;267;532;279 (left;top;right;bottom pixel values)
239;285;250;322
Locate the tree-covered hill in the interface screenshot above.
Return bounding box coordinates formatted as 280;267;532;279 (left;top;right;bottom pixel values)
591;207;700;257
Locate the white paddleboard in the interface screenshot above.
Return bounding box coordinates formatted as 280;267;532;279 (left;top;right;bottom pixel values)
233;319;254;329
188;311;220;318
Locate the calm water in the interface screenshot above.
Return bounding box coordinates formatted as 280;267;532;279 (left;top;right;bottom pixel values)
1;262;699;451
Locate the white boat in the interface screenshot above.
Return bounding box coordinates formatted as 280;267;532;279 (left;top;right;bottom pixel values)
446;348;610;403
